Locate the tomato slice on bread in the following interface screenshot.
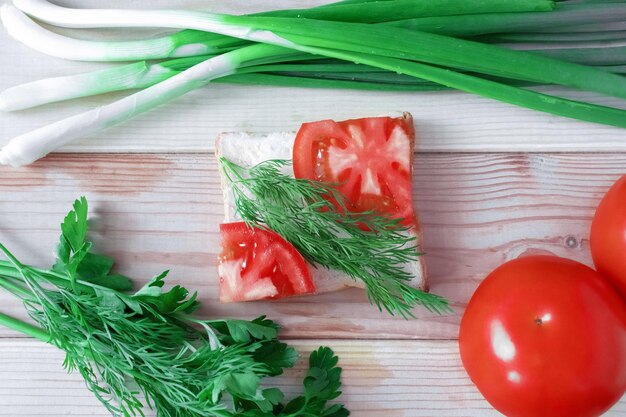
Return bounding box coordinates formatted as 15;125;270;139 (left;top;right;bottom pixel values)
218;222;316;302
293;114;416;225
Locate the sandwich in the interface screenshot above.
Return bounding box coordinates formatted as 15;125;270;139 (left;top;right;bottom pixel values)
215;112;427;303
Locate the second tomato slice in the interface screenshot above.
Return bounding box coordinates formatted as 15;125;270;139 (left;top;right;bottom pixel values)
218;222;316;302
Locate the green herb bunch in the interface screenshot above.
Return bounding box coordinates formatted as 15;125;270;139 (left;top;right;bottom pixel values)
0;197;348;417
220;158;451;318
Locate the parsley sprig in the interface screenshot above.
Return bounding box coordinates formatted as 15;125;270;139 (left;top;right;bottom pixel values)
0;197;348;417
220;158;452;318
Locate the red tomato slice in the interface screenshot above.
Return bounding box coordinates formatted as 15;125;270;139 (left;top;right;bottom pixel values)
293;114;416;226
218;222;316;302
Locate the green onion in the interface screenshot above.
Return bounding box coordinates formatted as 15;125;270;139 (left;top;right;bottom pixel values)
2;0;556;62
3;0;626;167
3;58;541;111
0;60;196;111
223;15;626;97
15;1;626;97
266;43;626;129
0;43;294;166
267;0;555;23
549;21;626;33
0;58;448;111
518;44;626;66
0;59;305;110
0;6;242;61
480;30;626;43
215;72;449;91
389;3;626;36
1;3;366;63
597;64;626;74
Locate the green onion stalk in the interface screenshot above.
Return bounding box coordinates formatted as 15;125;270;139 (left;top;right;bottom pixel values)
0;57;458;111
390;2;626;36
0;5;242;61
0;42;298;166
1;0;555;61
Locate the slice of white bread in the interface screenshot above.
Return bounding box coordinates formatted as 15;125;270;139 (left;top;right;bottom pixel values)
215;113;427;294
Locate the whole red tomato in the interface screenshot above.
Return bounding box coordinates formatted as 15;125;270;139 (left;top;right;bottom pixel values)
591;175;626;299
459;256;626;417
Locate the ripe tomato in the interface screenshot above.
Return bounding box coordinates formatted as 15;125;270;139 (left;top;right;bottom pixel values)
459;256;626;417
218;222;316;302
292;114;416;225
591;175;626;299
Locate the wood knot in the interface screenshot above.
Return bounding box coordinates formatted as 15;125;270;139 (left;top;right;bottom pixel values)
565;236;578;248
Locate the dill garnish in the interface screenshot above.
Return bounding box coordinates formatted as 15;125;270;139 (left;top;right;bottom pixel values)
220;158;451;318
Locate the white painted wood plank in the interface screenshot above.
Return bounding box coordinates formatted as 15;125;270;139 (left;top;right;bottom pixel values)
0;338;624;416
1;1;626;154
0;152;621;340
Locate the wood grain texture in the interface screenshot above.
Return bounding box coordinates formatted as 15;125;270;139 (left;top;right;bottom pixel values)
0;338;623;417
2;1;626;154
0;152;620;340
3;1;626;415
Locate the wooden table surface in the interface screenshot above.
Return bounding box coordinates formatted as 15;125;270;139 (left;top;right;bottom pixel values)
1;1;626;416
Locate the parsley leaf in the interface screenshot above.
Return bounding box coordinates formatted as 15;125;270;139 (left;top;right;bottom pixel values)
208;316;280;343
52;196;132;291
133;270;200;314
253;340;300;375
281;347;348;417
237;347;349;417
304;347;347;415
53;196;89;277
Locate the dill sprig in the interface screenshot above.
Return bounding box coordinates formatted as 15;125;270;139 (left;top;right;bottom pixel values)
220;158;452;318
0;197;349;417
